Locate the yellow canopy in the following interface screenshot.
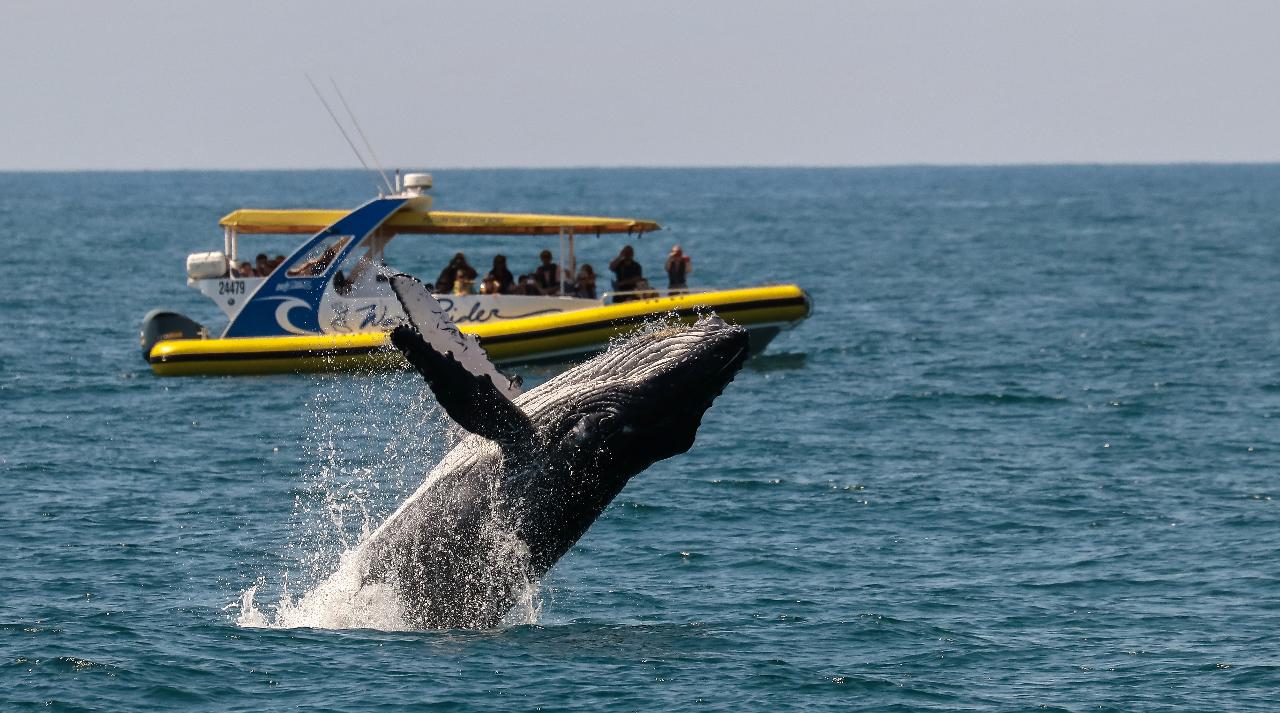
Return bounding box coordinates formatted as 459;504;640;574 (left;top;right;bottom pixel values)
219;208;661;236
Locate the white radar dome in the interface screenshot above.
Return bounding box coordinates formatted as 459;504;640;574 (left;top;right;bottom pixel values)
403;173;433;191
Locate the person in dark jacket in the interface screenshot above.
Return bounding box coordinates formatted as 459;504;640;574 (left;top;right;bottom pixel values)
609;245;644;299
532;249;560;295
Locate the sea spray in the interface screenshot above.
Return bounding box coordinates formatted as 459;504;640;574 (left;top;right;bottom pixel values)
237;364;551;630
239;551;410;630
292;370;448;574
238;368;453;629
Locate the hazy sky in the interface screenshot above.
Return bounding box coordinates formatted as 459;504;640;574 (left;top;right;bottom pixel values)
3;0;1279;170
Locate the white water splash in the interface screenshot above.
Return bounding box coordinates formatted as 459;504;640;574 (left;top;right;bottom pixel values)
236;369;444;630
235;367;545;631
237;551;409;630
237;545;542;631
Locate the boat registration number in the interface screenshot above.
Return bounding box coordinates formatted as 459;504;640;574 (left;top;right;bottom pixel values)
218;280;246;296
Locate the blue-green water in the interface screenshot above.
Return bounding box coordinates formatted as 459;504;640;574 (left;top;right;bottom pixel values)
2;167;1278;710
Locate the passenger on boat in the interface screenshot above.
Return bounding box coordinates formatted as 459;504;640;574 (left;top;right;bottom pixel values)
665;245;691;291
575;264;597;299
434;256;457;292
485;255;515;294
479;274;501;294
533;249;560;295
254;253;273;277
289;244;342;277
452;275;475;294
609;245;644;301
333;250;375;296
235;261;254;278
516;274;541;295
436;253;477;293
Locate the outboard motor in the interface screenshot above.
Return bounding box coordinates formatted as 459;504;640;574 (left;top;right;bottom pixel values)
139;310;206;363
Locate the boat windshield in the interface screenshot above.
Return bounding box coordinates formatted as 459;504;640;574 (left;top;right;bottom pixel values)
286;235;352;277
330;233;394;296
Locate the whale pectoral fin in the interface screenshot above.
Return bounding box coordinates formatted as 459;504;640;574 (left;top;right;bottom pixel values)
391;326;534;446
389;273;522;400
388;273;532;447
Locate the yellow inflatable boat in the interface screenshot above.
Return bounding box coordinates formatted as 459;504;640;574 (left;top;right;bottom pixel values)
142;174;811;376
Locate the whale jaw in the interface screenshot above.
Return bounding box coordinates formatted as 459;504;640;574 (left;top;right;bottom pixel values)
579;316;749;467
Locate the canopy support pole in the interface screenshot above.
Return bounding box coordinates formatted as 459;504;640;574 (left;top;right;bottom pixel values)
558;227;566;295
567;232;576;291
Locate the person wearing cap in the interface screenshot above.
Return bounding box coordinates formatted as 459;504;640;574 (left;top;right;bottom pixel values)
664;244;691;292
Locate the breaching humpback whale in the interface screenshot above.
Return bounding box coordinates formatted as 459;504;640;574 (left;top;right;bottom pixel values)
354;274;749;629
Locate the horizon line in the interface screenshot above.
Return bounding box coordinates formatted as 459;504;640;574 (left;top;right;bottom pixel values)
4;159;1280;174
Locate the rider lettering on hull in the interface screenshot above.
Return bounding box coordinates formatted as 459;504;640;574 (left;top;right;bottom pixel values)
436;298;564;324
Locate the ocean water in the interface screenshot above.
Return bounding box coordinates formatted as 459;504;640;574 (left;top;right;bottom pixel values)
1;166;1278;710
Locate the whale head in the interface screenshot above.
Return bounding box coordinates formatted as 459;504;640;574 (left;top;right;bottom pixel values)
387;274;749;467
524;315;750;469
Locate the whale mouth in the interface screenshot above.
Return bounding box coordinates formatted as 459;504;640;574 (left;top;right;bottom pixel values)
682;341;747;407
717;345;748;376
608;324;749;460
677;324;750;386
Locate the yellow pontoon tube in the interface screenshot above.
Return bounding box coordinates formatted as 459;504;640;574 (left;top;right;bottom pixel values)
148;284;810;377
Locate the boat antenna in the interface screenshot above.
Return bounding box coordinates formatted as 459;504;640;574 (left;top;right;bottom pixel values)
330;77;394;195
305;73;388;196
